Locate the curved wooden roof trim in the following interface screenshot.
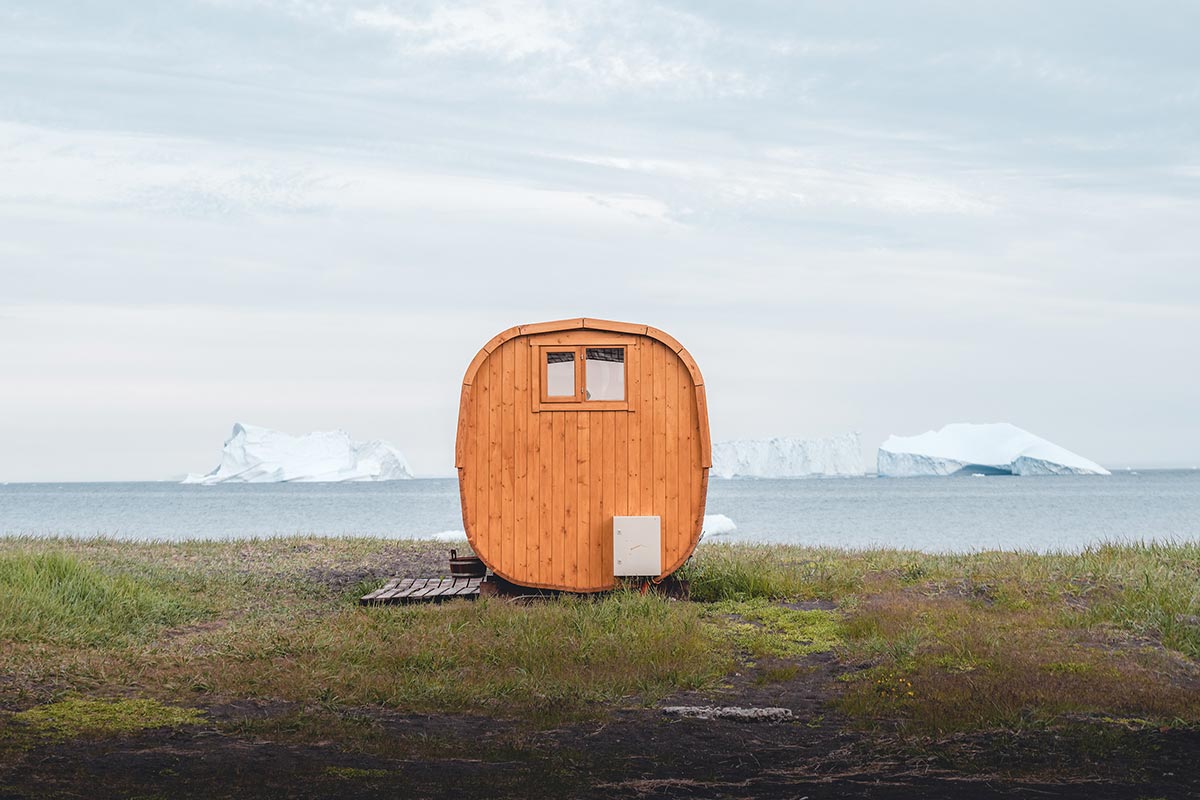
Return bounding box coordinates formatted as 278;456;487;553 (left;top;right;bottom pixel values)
461;318;704;388
453;382;472;468
644;325;684;355
457;317;711;469
694;383;712;468
582;317;648;336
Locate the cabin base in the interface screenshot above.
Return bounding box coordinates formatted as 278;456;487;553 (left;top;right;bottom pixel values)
624;576;691;600
359;574;691;605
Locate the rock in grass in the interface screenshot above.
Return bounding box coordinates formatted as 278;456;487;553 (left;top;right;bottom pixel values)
661;705;794;722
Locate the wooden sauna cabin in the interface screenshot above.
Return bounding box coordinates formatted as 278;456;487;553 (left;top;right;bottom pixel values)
455;318;712;593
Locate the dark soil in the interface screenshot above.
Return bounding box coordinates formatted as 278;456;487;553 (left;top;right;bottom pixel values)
3;644;1197;799
9;714;1197;799
301;545;462;593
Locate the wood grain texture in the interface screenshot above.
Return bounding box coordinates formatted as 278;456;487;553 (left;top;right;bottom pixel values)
458;320;709;592
575;411;588;586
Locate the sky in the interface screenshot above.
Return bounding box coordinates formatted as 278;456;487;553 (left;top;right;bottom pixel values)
1;1;1198;481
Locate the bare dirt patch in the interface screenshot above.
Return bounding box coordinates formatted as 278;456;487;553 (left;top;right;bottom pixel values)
4;696;1197;799
300;544;464;593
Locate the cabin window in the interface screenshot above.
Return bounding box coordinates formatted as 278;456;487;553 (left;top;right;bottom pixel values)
537;344;629;409
585;348;624;400
545;351;576;397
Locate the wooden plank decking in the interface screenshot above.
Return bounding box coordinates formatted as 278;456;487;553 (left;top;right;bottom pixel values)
359;577;483;605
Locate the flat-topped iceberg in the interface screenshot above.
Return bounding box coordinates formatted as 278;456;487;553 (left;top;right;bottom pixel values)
712;433;863;478
878;423;1109;477
183;423;413;484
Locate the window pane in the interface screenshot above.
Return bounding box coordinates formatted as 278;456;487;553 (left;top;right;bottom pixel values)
546;351;575;397
585;348;625;401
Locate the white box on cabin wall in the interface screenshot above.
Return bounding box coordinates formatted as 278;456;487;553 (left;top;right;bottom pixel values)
613;516;662;576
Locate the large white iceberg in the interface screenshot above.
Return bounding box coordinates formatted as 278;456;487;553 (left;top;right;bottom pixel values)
183;423;413;484
877;423;1110;477
711;433;864;478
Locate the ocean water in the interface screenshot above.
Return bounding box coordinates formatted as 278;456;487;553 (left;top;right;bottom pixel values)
1;471;1197;553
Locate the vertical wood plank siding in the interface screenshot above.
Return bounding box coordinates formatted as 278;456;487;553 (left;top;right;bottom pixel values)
458;321;710;593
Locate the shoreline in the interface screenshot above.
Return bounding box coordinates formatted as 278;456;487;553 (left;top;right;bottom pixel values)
4;472;1198;554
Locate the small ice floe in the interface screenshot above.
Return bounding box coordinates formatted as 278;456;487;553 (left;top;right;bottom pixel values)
662;706;793;723
428;530;467;541
392;530;465;542
701;514;737;538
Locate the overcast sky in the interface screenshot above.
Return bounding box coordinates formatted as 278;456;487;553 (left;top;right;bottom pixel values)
2;1;1197;481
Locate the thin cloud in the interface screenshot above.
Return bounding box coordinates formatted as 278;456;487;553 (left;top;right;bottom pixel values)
348;2;576;61
340;0;755;96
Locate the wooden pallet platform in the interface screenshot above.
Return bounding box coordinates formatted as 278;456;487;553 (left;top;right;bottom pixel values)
360;576;483;605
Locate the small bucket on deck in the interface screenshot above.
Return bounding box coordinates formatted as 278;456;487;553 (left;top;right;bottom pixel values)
449;549;487;578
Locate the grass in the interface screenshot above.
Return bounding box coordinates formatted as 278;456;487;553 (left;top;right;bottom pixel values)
705;598;842;658
0;537;731;723
683;540;1200;733
0;551;206;646
0;536;1197;742
174;590;730;718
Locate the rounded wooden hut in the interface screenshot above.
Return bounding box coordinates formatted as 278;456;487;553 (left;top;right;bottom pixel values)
455;318;711;592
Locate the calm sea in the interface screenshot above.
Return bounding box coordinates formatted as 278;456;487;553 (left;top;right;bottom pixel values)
1;471;1198;553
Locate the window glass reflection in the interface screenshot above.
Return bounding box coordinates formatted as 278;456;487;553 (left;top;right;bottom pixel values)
546;351;575;397
585;348;624;400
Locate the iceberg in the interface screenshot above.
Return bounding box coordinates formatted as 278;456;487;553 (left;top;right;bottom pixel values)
701;514;737;537
427;530;468;541
877;423;1110;477
711;433;864;478
183;423;413;484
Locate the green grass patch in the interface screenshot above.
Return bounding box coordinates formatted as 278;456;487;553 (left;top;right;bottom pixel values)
836;584;1200;734
12;698;205;740
1069;541;1200;659
706;599;842;658
753;664;801;684
682;544;865;601
1043;661;1093;675
0;552;205;646
179;590;731;721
